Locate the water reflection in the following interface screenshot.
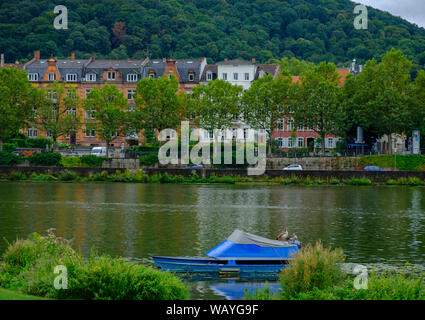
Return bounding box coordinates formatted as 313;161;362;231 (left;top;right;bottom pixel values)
1;182;425;299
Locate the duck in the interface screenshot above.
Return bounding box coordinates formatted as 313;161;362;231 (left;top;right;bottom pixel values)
276;228;289;241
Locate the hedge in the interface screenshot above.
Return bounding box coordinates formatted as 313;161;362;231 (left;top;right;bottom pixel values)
28;153;62;166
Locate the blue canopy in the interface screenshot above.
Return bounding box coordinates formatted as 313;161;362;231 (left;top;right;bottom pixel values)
206;230;299;260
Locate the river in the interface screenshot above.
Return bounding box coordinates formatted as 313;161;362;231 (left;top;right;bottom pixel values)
1;182;424;299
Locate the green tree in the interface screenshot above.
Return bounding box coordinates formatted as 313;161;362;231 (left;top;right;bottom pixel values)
294;62;343;155
133;75;184;144
0;67;39;151
37;82;81;151
85;84;127;157
191;79;242;146
242;74;294;155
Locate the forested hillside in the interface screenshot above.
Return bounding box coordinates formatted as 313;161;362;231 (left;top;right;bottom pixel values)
1;0;425;70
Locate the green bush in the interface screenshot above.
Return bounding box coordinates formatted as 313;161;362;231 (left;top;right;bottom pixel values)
343;178;372;186
7;171;27;181
357;155;425;171
3;143;18;153
0;151;23;166
58;170;78;181
28;153;62;166
60;157;82;168
0;231;188;300
279;241;346;299
81;155;106;167
29;173;58;182
139;154;159;166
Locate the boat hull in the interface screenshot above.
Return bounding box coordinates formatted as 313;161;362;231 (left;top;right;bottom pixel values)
153;256;289;274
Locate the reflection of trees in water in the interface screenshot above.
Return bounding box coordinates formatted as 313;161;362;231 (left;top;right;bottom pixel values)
2;183;425;265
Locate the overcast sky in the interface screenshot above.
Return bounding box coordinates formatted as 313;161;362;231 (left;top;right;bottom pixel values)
353;0;425;28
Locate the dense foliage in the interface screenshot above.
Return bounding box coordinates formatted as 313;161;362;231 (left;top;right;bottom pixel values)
28;152;62;166
1;0;425;70
0;230;189;300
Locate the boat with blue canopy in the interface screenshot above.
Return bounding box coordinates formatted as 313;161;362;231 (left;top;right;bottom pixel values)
153;230;301;275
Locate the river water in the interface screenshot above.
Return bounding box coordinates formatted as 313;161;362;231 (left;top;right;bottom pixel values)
1;182;424;299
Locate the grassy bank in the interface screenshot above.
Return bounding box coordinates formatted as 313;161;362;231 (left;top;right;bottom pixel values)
247;242;425;300
0;230;188;300
2;169;425;187
0;287;47;300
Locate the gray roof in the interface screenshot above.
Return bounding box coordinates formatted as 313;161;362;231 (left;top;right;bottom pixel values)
176;59;203;83
143;60;166;79
217;59;255;66
255;64;281;79
200;64;218;82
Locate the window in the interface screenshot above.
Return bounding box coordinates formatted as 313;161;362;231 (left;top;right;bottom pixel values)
208;130;214;140
85;109;96;120
46;129;52;138
297;138;304;148
66;73;77;82
111;129;120;138
206;72;213;81
277;119;284;131
127;74;137;82
46;90;57;101
233;73;238;80
48;73;56;81
277;138;284;148
107;71;116;80
86;73;96;82
222;73;227;80
188;72;195;82
326;138;335;149
66;108;77;115
288;137;296;148
28;73;38;81
245;73;249;81
148;70;156;79
297;124;304;131
287;119;294;131
27;127;38;138
85;126;96;137
127;90;136;100
243;128;249;140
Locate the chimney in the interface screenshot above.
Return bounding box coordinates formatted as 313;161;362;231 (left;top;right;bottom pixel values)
34;50;40;60
350;59;356;73
251;58;256;64
47;56;57;66
1;53;4;67
91;55;95;61
71;52;75;60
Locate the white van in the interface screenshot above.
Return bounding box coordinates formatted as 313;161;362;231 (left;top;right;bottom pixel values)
91;147;107;157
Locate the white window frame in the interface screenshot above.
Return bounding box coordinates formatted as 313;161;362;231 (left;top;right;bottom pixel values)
48;73;56;81
244;73;249;81
86;73;96;82
127;74;138;82
297;137;304;148
85;109;96;120
28;73;38;81
206;71;212;81
66;73;77;82
85;126;96;138
287;118;294;131
277;119;284;131
277;138;284;148
222;73;227;81
107;71;116;80
27;127;38;138
233;73;238;81
188;72;195;82
127;90;136;100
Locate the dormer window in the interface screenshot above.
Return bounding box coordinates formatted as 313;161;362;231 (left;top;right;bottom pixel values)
48;73;56;81
28;73;38;81
148;70;156;79
188;70;195;82
86;73;96;82
66;73;77;82
206;71;212;81
127;74;137;82
107;71;116;80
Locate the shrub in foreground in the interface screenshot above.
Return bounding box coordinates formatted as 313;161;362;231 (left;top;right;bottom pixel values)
279;241;346;299
0;230;188;300
28;153;62;166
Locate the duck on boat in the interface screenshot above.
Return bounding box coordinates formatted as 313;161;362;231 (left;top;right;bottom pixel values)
153;229;302;275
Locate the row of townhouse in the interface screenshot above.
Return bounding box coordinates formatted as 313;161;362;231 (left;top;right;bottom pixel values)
3;51;361;151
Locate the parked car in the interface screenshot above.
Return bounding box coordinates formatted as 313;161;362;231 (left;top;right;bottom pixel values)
283;164;303;171
364;166;385;171
12;151;24;157
91;147;107;157
185;165;204;170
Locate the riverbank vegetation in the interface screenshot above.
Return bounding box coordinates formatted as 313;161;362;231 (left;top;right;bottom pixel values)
247;241;425;300
3;169;425;187
0;230;188;300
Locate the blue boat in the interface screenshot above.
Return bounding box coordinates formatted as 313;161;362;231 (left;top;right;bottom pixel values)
153;230;301;275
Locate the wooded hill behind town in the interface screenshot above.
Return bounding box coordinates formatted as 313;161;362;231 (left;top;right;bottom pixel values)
1;0;425;72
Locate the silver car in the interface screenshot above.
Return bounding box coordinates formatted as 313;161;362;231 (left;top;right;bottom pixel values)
283;164;303;171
